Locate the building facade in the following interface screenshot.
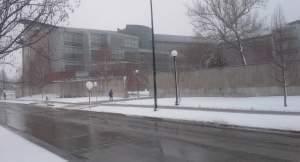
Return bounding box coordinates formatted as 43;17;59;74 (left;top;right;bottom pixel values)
23;24;201;93
22;20;300;97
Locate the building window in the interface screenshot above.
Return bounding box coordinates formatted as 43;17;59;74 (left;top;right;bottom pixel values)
65;65;83;71
91;33;108;49
64;32;84;48
123;38;138;48
111;49;124;60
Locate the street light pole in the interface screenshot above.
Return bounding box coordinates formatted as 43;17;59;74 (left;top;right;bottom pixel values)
93;82;98;103
135;70;140;98
86;81;94;106
150;0;158;111
171;50;179;106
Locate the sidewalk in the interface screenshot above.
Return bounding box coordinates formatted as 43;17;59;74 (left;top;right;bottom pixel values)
101;103;300;116
9;95;151;106
104;96;300;115
88;104;300;132
0;126;67;162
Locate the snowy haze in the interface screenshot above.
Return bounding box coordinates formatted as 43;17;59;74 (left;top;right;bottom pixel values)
68;0;300;36
4;0;300;79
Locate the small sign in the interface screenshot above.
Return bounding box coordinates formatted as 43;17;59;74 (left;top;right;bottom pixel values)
86;81;94;91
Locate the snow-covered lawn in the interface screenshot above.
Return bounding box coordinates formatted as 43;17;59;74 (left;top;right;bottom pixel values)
114;96;300;112
91;106;300;132
0;126;67;162
2;100;35;104
128;90;150;97
50;96;113;103
15;94;117;104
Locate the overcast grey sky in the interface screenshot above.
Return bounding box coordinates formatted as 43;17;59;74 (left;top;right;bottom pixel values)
68;0;300;36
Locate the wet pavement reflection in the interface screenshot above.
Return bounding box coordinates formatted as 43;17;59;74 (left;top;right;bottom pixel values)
0;103;299;162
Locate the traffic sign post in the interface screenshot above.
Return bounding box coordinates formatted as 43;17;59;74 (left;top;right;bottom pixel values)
86;81;94;105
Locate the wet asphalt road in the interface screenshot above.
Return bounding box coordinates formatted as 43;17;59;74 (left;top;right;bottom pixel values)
0;103;300;162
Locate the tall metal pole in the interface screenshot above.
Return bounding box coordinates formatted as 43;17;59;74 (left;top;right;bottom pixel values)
22;47;25;97
173;56;179;106
89;90;91;105
136;76;140;98
150;0;158;111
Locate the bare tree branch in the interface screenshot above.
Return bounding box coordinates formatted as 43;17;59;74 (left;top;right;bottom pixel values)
188;0;266;65
0;0;80;59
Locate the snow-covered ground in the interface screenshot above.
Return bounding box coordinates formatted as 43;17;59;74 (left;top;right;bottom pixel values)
15;94;118;104
2;100;35;104
0;126;67;162
91;106;300;132
114;96;300;112
51;96;113;103
128;90;150;97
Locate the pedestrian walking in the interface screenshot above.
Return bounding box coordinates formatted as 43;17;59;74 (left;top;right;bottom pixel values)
3;92;6;100
45;96;49;106
109;89;113;101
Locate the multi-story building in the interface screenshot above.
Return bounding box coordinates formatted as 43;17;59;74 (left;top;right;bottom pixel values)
23;24;202;82
23;24;203;94
51;27;139;73
24;21;300;85
119;25;205;72
23;26;141;81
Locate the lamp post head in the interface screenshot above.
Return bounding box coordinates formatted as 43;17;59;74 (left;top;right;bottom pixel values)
171;50;178;57
135;70;139;74
93;82;98;87
86;81;94;91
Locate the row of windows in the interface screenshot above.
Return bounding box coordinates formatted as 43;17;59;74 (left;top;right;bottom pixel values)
65;65;84;71
91;33;108;48
64;32;83;42
64;47;84;55
91;33;107;41
64;41;83;48
64;53;84;60
63;32;139;50
123;38;139;48
91;42;108;48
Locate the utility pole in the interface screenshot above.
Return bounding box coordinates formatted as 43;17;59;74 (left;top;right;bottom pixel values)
150;0;158;111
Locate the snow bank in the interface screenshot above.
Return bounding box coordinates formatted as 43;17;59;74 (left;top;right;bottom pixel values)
115;96;300;112
1;100;35;104
92;106;300;132
17;94;119;104
0;126;67;162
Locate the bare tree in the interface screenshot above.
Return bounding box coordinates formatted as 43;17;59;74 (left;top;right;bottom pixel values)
182;43;226;69
0;0;79;59
0;69;8;92
188;0;266;66
271;7;298;107
26;44;51;98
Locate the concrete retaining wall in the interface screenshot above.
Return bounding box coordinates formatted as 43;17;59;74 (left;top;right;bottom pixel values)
152;63;300;97
18;77;127;98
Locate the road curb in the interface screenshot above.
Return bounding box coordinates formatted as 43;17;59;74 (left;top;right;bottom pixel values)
5;102;300;136
143;116;300;137
85;110;300;137
98;103;300;116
